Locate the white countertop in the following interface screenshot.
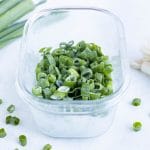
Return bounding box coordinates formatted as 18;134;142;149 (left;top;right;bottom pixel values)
0;0;150;150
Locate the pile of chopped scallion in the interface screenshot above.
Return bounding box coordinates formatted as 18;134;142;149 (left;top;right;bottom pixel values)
32;41;113;100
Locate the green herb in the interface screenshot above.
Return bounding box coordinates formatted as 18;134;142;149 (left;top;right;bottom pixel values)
7;104;15;113
19;135;27;146
132;98;141;106
0;128;7;138
6;115;20;125
0;98;3;104
42;144;52;150
133;121;142;131
32;41;113;100
0;0;46;49
0;0;35;33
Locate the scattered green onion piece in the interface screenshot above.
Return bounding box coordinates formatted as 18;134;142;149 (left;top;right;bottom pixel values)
90;92;101;100
6;115;20;126
81;83;90;100
132;98;141;106
19;135;27;146
76;40;86;51
7;104;15;113
42;144;52;150
133;121;142;131
32;41;113;100
0;128;6;138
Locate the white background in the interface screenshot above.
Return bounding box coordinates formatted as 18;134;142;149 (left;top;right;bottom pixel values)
0;0;150;150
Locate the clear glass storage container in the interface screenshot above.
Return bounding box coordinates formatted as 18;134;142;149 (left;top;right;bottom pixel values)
16;7;129;138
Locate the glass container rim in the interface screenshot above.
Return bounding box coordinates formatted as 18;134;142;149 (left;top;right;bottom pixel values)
16;6;129;107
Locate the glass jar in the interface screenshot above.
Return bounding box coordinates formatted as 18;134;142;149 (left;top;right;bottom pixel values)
16;7;129;138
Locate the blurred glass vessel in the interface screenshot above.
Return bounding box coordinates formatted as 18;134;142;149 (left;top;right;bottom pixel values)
16;7;129;138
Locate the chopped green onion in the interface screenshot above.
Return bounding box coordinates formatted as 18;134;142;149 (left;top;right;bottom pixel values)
6;115;20;126
19;135;27;146
0;0;35;33
7;104;15;113
42;144;52;150
133;121;142;131
32;41;113;100
132;98;141;106
0;128;6;138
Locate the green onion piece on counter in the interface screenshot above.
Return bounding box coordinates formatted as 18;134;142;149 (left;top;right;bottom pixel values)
76;40;86;51
132;98;141;106
0;128;7;138
7;104;15;113
64;75;77;88
38;78;50;89
6;115;20;125
0;20;26;39
51;86;70;100
68;68;79;78
48;74;56;83
19;135;27;146
42;144;52;150
0;98;3;104
133;121;142;131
